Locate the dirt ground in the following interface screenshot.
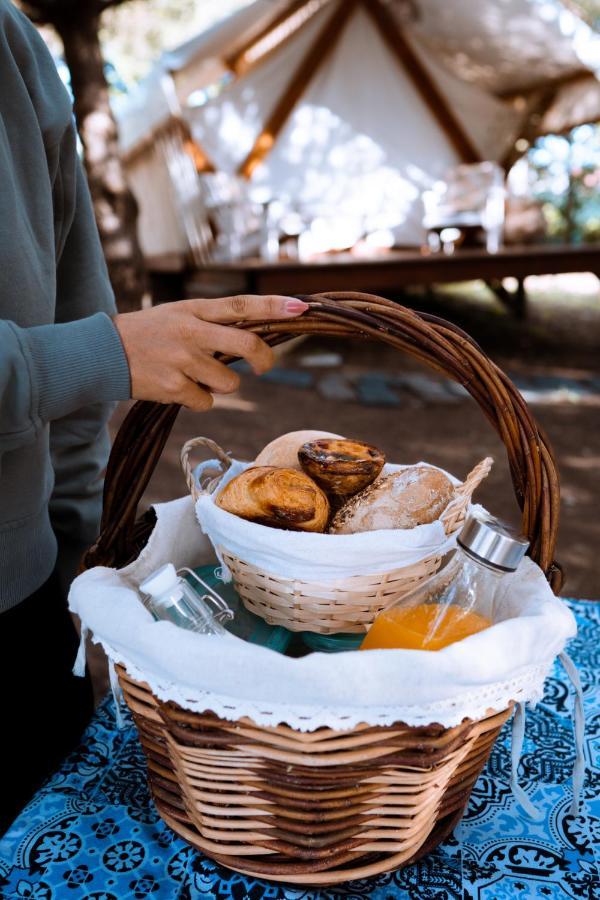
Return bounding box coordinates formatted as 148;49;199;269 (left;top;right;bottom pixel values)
85;276;599;700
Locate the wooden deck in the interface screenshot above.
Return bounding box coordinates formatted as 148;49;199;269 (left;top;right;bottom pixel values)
183;244;600;315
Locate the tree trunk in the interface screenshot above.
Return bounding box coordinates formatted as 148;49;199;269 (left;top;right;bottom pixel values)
59;13;146;312
564;132;577;245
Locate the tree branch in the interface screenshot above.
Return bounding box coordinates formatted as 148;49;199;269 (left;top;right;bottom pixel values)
21;0;127;27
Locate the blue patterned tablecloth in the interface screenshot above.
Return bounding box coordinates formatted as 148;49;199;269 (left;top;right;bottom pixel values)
1;599;598;900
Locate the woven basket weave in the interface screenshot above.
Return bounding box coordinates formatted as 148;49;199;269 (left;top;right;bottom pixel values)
181;437;492;633
84;292;562;886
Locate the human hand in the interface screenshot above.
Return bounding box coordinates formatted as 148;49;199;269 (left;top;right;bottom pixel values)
113;294;308;411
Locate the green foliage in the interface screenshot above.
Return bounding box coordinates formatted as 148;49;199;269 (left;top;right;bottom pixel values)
530;125;600;244
20;1;250;86
100;0;249;86
563;0;600;28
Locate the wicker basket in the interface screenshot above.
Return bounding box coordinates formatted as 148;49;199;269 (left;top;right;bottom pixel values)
181;437;492;634
84;292;562;886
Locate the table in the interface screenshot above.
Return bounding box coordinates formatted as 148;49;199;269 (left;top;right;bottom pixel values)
1;599;598;899
183;244;600;317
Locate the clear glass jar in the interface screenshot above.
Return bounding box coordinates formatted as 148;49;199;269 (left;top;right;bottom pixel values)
362;513;529;651
139;564;233;636
411;544;505;629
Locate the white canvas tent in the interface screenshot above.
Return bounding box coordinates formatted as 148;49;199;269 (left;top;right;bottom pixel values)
115;0;600;270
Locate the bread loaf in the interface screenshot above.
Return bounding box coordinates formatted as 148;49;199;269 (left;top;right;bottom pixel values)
216;466;330;532
255;430;343;471
329;466;454;534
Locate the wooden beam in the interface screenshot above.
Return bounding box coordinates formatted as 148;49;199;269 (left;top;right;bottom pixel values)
486;279;527;319
121;116;214;174
497;70;592;102
363;0;481;164
184;243;600;297
500;86;559;171
237;0;358;179
225;0;319;77
182;133;215;175
500;71;600;163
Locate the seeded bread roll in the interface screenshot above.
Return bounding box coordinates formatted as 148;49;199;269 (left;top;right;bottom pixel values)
255;430;343;471
216;466;330;532
329;466;454;535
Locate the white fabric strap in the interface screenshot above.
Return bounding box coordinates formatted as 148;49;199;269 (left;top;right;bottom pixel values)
510;702;544;820
72;625;88;677
559;651;586;816
109;660;125;729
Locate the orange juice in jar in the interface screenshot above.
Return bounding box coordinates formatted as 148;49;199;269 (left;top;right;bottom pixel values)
361;513;528;652
360;603;491;651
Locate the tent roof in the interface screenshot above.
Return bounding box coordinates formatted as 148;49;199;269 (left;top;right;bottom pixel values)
160;0;599;94
410;0;599;96
116;0;600;156
161;0;281;73
541;73;600;133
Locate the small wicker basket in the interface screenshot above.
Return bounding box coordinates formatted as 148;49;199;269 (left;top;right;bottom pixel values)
84;292;562;886
180;437;492;634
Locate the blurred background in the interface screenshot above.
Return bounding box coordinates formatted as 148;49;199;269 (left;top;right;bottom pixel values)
23;0;600;598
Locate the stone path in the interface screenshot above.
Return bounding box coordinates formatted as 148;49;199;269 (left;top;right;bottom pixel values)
246;364;600;408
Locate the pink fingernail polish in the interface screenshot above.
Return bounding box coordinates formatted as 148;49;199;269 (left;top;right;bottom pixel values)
285;299;309;315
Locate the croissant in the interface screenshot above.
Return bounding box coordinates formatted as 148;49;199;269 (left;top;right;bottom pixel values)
216;466;330;532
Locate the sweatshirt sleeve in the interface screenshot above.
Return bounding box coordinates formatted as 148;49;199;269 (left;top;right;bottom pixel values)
0;155;131;454
0;310;129;452
46;146;132;579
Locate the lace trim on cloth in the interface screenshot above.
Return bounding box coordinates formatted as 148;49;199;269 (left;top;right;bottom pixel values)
92;635;552;731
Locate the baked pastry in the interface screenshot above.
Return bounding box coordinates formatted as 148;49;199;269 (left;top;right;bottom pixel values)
216;466;329;532
329;466;454;534
255;430;343;471
298;439;385;506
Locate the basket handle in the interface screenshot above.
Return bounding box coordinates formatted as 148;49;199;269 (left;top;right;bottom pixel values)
181;437;232;503
84;293;562;591
440;456;493;536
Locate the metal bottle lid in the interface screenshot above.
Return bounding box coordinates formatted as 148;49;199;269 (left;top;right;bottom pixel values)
457;513;529;572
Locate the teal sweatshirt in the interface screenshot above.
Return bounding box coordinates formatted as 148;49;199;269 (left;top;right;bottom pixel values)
0;1;131;611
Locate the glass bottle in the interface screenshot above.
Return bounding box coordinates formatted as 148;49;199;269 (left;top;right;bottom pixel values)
361;513;529;651
139;564;233;636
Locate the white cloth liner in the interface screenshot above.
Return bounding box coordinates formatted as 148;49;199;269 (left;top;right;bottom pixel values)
195;459;472;582
69;494;577;732
68;494;585;819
